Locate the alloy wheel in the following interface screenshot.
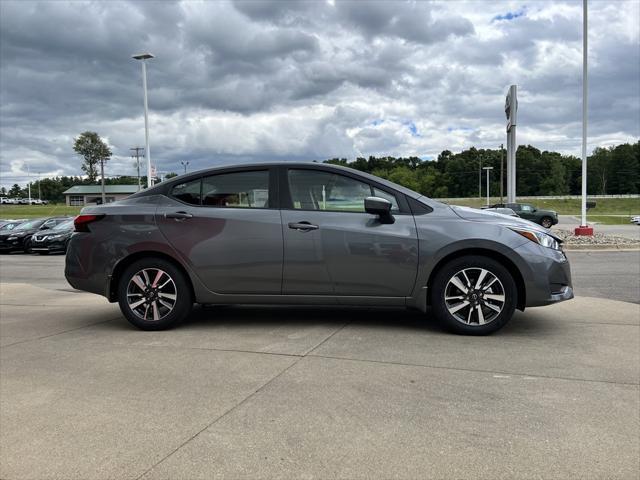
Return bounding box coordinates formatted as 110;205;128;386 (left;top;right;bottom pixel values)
444;267;506;326
126;268;177;321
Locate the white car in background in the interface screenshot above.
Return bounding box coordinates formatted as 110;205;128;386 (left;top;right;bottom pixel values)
631;215;640;225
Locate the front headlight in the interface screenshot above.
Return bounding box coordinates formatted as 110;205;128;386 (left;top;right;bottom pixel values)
510;228;561;250
7;236;17;241
48;234;63;239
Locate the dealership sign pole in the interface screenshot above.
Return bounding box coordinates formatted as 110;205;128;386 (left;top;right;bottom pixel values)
575;0;593;235
505;85;517;203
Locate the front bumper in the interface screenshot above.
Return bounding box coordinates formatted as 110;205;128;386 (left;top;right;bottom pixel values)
0;237;26;251
31;238;68;253
514;241;573;307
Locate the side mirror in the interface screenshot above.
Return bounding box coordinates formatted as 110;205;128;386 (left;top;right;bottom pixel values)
364;196;395;224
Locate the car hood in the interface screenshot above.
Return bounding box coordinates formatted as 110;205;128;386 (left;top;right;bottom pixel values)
450;206;558;237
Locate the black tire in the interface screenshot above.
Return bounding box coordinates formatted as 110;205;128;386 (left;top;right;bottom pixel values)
23;238;32;254
430;255;517;335
540;217;553;228
117;257;193;331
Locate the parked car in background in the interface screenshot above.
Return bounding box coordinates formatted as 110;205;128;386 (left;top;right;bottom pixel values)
0;217;70;253
482;207;520;217
489;203;558;228
0;219;27;231
30;219;75;254
1;197;16;204
631;215;640;226
66;162;573;335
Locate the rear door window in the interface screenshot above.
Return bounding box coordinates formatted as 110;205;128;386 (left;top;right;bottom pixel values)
202;170;269;208
172;178;202;205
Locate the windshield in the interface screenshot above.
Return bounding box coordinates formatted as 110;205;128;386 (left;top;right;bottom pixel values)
14;219;44;231
0;222;20;231
53;219;74;230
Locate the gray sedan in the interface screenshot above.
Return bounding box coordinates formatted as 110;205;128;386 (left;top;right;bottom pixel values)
65;163;573;335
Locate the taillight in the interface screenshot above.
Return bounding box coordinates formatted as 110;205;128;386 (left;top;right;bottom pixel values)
74;214;105;232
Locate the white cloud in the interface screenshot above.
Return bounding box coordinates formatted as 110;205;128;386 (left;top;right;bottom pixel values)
0;0;638;189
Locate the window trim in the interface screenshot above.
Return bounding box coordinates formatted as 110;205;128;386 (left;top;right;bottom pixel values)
168;167;278;210
279;165;411;215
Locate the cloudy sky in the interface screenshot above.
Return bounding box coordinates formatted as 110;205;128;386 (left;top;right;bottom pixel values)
1;0;638;188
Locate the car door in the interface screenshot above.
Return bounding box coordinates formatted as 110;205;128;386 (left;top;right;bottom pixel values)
280;167;418;297
156;168;283;294
517;204;536;221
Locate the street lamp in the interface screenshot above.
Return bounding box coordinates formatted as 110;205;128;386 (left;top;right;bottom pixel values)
132;52;154;189
478;153;482;199
483;166;494;206
181;161;190;174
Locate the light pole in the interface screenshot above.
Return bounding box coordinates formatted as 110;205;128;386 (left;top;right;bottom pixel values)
181;161;190;174
478;153;482;199
130;147;144;191
132;53;154;188
26;163;31;204
575;0;593;235
499;144;504;203
483;167;494;206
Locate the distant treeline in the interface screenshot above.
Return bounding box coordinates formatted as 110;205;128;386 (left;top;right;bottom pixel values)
326;142;639;198
2;142;638;202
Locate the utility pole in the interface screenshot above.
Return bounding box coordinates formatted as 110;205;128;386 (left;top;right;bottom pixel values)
181;161;190;174
499;144;504;203
505;85;518;203
37;172;41;200
130;147;144;191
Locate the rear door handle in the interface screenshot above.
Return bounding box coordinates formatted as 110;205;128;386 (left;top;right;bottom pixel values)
165;211;193;220
288;221;319;232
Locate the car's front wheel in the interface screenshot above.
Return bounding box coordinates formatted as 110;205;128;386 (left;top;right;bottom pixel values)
431;255;517;335
117;258;193;330
540;217;553;228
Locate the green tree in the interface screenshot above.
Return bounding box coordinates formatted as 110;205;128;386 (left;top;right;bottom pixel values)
165;172;178;179
73;131;112;202
8;184;22;197
73;131;112;183
0;187;6;196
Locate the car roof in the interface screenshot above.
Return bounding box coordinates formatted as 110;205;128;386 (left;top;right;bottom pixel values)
137;162;424;200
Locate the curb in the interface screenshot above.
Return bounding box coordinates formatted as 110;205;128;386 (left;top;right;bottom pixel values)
564;244;640;252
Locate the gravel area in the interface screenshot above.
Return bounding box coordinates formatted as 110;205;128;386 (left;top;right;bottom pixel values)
555;228;640;248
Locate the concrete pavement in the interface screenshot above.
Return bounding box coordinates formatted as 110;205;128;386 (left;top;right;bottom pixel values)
1;255;639;479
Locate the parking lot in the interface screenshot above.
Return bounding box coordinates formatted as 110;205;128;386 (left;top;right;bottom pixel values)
1;252;639;479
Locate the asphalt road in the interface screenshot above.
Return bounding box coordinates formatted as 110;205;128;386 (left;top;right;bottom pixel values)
2;249;638;303
1;252;639;479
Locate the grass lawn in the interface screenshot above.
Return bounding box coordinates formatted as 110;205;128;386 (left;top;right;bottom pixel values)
439;197;640;216
0;204;81;219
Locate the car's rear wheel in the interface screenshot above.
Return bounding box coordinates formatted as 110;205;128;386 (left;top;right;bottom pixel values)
117;258;192;330
431;255;517;335
540;217;553;228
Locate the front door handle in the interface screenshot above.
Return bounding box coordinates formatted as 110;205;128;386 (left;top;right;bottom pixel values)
165;211;193;220
288;221;319;232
